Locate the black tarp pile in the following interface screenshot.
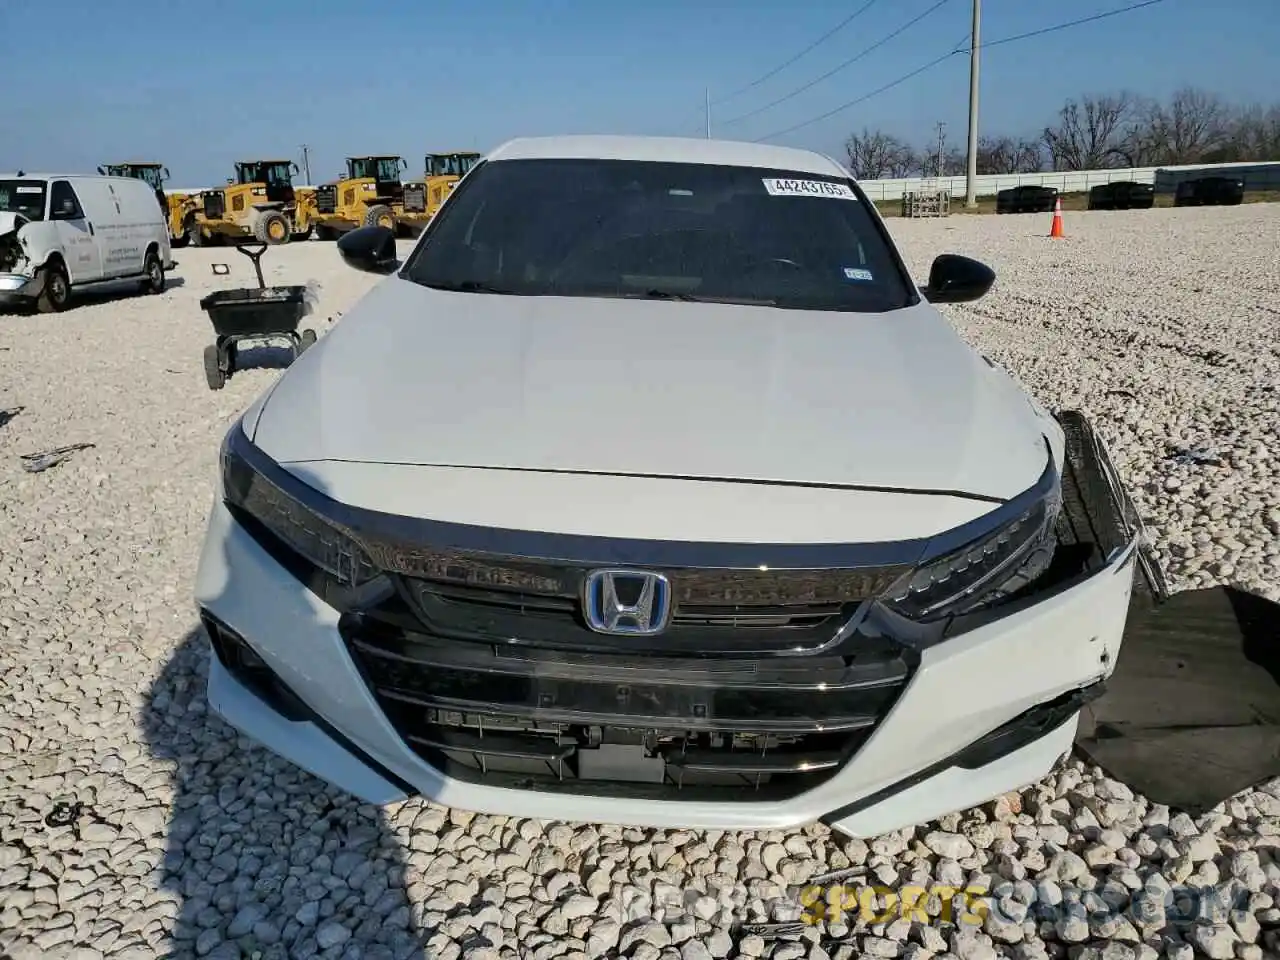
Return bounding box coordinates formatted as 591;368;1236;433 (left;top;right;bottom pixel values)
1075;580;1280;815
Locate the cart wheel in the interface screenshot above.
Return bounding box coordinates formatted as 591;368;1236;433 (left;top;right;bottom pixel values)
298;329;317;353
204;344;225;391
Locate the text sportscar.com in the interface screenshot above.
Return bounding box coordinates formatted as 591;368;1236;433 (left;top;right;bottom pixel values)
584;878;1259;929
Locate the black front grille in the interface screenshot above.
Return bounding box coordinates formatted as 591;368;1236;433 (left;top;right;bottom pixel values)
388;557;903;657
315;184;337;214
339;585;914;801
203;191;225;219
403;183;426;213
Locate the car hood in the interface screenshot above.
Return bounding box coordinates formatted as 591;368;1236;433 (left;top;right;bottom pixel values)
251;275;1051;502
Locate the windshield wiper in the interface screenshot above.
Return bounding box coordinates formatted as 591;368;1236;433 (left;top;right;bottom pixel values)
630;289;777;306
421;279;519;295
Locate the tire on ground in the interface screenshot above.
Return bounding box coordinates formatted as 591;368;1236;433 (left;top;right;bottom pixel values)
204;344;225;390
363;204;396;230
139;248;165;295
254;210;291;245
37;261;70;313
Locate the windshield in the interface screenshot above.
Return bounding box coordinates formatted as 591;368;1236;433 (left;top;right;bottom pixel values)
238;163;292;185
134;166;164;189
350;158;402;181
427;154;479;177
403;158;911;312
105;165;164;189
0;180;47;221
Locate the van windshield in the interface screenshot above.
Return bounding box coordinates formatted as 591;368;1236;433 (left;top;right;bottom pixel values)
0;180;47;221
403;158;911;312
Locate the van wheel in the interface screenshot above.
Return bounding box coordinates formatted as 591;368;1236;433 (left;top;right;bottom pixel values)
37;263;70;313
140;251;166;295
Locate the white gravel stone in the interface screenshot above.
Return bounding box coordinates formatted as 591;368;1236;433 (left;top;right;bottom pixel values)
1;210;1278;959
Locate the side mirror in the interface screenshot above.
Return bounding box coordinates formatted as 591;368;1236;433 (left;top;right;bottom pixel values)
337;225;398;274
292;162;300;174
97;165;106;175
922;254;995;303
162;167;171;181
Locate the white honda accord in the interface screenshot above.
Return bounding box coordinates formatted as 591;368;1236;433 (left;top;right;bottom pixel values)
194;135;1153;837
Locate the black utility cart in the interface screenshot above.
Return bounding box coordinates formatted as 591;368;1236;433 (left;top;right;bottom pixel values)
199;242;316;391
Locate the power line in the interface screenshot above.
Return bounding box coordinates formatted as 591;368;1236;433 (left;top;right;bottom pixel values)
710;0;886;107
756;0;1171;142
718;0;956;128
971;0;1170;54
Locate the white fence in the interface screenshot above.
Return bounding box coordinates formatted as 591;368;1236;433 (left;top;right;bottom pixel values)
858;160;1280;201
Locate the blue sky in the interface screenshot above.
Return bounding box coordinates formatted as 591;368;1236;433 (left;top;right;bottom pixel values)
3;0;1276;187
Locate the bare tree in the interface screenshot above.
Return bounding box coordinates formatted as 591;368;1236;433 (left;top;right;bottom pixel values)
1139;87;1231;165
1042;93;1137;170
1226;103;1280;161
844;89;1280;179
917;147;966;178
975;136;1045;174
844;128;916;180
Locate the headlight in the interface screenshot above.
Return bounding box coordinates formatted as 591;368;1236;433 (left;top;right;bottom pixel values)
880;459;1062;623
220;421;378;587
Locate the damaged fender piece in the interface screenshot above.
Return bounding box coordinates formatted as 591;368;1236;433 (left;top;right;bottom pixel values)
1075;585;1280;816
0;218;31;275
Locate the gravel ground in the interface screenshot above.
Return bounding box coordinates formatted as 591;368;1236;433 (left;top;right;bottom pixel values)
0;205;1277;960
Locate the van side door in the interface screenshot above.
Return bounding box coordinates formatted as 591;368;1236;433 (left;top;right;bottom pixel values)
48;180;104;283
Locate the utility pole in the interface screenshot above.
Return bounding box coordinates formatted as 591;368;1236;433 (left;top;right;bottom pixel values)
965;0;981;208
935;122;947;178
705;88;712;139
300;144;312;186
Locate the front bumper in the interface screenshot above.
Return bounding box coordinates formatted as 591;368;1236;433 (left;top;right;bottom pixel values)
193;416;1143;835
0;272;41;301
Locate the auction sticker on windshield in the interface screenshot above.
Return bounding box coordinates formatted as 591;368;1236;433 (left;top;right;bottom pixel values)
762;178;856;200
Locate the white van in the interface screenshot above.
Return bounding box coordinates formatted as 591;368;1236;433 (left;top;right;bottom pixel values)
0;173;173;312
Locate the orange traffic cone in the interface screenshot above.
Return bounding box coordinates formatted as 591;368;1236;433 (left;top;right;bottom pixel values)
1049;197;1065;238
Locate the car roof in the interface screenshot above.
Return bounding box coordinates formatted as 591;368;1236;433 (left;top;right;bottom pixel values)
484;135;850;178
0;173;145;182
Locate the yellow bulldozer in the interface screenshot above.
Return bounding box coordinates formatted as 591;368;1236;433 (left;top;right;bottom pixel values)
312;156;433;239
415;151;481;218
188;159;316;246
98;162;201;248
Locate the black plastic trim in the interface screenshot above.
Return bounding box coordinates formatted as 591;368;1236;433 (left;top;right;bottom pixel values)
200;610;419;798
223;417;1057;574
819;681;1104;825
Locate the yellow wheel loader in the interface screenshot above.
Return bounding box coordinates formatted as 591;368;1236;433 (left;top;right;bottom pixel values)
413;151;481;219
98;162;201;248
189;160;316;247
312;156;428;239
